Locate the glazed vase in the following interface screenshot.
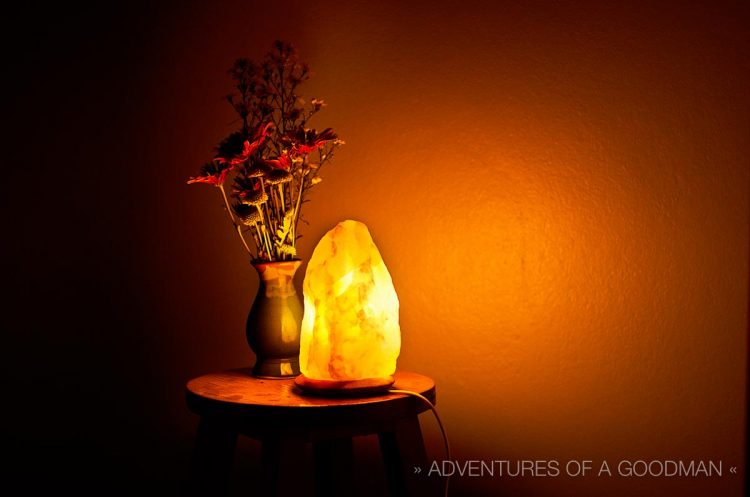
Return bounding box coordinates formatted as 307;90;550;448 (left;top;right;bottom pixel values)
246;260;302;378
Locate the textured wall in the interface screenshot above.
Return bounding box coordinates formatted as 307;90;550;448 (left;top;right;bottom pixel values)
5;0;747;495
146;1;747;495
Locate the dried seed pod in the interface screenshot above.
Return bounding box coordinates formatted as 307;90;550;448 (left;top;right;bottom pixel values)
238;208;261;225
232;203;261;224
241;188;268;206
277;244;297;257
246;164;269;178
266;169;293;185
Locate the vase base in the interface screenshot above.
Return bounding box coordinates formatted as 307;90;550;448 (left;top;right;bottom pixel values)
294;375;395;396
252;358;300;378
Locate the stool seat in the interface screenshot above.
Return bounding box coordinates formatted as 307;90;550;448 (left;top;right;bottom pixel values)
185;369;440;497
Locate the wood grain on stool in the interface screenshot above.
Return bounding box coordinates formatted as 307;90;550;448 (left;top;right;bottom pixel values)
185;370;439;497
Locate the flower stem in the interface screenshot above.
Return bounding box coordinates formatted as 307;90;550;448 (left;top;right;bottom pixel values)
277;184;286;213
270;184;281;223
255;205;274;259
291;173;305;242
219;183;253;255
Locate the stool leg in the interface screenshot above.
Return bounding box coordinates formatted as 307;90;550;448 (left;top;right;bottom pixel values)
379;415;439;497
260;433;307;496
188;416;238;496
313;437;354;496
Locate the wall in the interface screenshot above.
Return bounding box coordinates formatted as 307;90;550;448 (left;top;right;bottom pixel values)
4;1;747;496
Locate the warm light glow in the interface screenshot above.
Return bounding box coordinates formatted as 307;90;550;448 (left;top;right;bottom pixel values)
300;220;400;380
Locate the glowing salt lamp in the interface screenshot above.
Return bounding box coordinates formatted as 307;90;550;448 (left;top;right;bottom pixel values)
295;220;401;395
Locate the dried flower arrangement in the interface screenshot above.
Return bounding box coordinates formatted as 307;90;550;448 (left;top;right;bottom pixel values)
188;41;343;261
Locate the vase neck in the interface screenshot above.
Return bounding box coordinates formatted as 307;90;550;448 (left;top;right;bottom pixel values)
253;260;301;297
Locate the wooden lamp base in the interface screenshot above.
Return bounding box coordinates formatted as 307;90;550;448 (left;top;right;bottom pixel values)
294;375;395;396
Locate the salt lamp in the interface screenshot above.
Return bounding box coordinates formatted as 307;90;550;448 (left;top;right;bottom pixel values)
295;220;401;395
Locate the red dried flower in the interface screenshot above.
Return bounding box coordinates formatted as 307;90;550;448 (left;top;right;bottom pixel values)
187;162;232;187
260;154;292;171
285;127;338;156
214;122;274;166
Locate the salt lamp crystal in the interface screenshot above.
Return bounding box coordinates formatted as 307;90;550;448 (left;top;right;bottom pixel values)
300;220;400;380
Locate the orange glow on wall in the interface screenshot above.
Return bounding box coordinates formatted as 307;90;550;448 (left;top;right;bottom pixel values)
299;220;400;381
132;1;748;495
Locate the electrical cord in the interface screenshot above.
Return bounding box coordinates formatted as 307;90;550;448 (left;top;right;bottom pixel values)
388;389;451;497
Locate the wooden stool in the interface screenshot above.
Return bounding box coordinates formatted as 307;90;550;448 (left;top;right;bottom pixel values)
185;369;440;497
